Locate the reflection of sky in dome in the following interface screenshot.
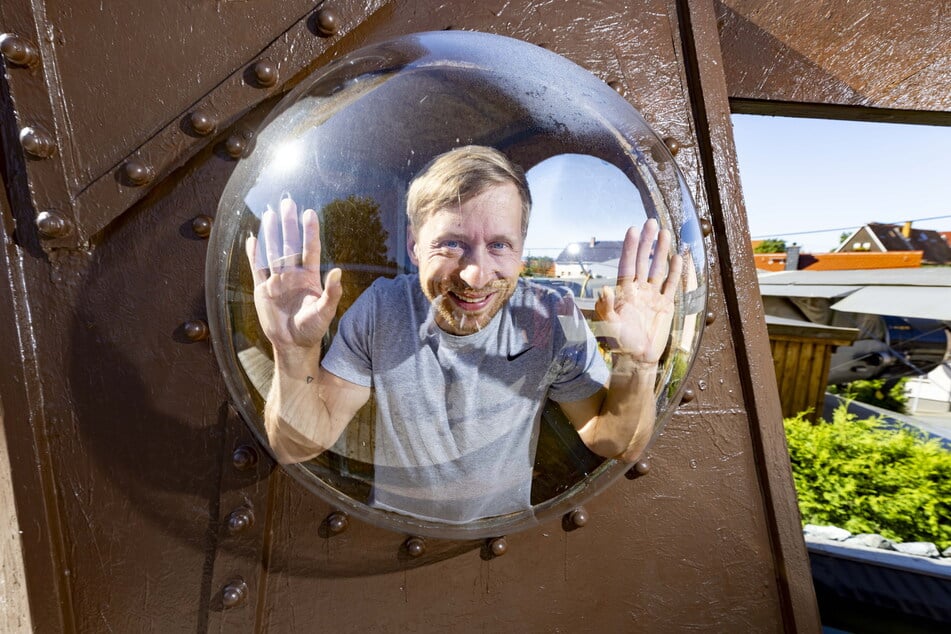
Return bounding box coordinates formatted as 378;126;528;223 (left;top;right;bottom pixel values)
524;154;648;257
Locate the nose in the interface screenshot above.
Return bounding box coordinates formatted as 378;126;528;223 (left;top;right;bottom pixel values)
458;249;493;289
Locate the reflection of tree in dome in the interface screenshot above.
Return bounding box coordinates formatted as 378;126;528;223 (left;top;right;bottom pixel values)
521;256;555;277
320;195;398;314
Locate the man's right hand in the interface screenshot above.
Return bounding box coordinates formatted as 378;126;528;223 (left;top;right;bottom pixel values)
244;194;342;354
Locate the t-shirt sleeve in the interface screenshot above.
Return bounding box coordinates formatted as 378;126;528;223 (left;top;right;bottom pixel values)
320;284;376;388
546;294;611;403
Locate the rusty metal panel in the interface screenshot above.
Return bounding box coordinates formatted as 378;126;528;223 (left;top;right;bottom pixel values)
0;0;386;249
716;0;951;119
0;0;828;631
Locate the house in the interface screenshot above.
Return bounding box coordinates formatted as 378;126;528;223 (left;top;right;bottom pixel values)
553;237;624;278
835;222;951;265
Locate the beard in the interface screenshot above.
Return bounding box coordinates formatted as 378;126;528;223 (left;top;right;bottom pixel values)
423;278;516;336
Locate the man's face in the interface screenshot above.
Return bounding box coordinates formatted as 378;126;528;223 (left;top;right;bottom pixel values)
409;182;525;336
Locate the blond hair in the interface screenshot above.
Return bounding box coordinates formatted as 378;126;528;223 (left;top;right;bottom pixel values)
406;146;531;237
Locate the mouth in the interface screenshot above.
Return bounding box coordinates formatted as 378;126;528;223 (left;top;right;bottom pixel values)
447;290;495;312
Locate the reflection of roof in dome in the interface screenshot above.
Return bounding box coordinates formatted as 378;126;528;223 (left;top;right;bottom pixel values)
554;240;624;264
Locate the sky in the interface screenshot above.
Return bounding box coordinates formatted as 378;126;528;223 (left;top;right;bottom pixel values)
731;114;951;253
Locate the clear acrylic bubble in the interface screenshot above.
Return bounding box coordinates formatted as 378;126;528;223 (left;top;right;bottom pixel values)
208;31;707;539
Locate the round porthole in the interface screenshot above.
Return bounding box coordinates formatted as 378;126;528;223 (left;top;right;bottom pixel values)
208;31;706;539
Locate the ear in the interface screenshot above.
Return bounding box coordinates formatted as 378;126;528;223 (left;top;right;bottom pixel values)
407;230;419;266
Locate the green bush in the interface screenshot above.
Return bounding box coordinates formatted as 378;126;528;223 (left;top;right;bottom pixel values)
785;406;951;550
828;377;909;413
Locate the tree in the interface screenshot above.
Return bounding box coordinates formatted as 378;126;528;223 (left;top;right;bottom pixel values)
522;256;555;277
753;238;787;254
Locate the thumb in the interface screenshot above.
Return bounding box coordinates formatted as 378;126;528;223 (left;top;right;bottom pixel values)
321;267;343;308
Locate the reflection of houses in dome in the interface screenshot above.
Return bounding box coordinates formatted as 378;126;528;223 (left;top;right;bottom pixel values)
554;237;623;278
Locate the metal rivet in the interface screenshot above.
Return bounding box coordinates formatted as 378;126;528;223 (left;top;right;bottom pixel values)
232;445;258;471
224;134;248;159
681;388;696;403
221;579;248;609
625;458;651;479
700;218;712;237
226;506;255;534
488;537;508;557
251;60;278;88
183;319;209;342
705;311;715;325
19;126;55;159
122;160;153;186
0;34;38;66
35;211;72;239
326;512;349;535
567;507;589;528
188;110;217;136
405;536;426;558
663;136;681;156
315;7;340;37
192;215;213;238
607;79;623;93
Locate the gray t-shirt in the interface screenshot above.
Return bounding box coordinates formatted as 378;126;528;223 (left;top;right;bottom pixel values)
321;274;609;523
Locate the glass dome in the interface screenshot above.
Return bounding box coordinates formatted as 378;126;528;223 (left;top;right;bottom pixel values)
207;30;707;539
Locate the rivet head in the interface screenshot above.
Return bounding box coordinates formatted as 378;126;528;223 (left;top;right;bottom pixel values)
700;218;712;237
251;60;278;88
188;110;217;136
405;536;426;558
0;34;38;66
488;536;508;557
121;160;154;186
191;215;213;238
568;507;589;528
183;319;209;341
625;458;651;479
224;134;248;159
315;7;340;37
705;311;715;325
663;136;681;156
607;79;623;93
232;445;258;471
226;506;255;534
326;512;349;535
35;211;72;239
19;126;55;159
681;388;696;403
221;579;248;609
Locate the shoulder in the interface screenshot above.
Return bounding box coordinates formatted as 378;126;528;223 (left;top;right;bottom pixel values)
511;279;579;316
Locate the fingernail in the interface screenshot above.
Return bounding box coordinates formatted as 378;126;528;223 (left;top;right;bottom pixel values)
281;191;291;200
265;203;274;214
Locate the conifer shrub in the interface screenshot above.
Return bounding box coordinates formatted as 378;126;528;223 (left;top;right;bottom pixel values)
784;406;951;550
828;377;909;413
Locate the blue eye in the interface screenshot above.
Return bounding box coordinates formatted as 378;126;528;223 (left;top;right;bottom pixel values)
443;240;461;249
489;241;509;251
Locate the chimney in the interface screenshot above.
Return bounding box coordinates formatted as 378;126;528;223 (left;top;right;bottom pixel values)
901;221;912;238
589;237;596;247
785;244;801;271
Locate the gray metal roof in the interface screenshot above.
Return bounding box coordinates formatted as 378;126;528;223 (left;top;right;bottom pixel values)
758;267;951;287
830;286;951;321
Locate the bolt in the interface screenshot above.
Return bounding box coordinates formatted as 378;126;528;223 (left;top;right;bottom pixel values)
252;60;278;88
0;34;38;66
700;218;712;237
405;536;426;558
226;507;255;534
705;311;715;325
188;110;217;136
19;126;55;159
35;211;72;239
625;458;651;479
122;160;153;186
488;536;508;557
681;388;696;403
224;134;248;159
326;512;349;535
314;7;340;37
221;579;248;609
663;136;681;156
183;319;209;342
232;445;258;471
191;215;213;238
568;507;589;528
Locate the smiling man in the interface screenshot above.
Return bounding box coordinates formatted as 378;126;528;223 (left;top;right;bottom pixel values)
247;145;682;523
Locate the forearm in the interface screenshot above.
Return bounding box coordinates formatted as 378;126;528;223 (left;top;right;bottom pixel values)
579;354;658;461
264;347;345;464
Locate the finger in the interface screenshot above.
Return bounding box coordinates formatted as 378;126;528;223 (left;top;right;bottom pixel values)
301;208;321;272
647;228;672;288
617;225;640;284
262;205;282;270
662;253;684;297
316;267;343;315
245;234;267;285
280;193;302;258
595;285;618;321
635;218;658;283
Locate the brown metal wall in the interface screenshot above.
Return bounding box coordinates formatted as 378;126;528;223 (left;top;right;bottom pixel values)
11;0;936;630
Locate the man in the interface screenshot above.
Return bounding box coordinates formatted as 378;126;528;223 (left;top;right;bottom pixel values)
246;145;682;523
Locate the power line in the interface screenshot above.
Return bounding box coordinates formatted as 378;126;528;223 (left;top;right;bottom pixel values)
751;214;951;240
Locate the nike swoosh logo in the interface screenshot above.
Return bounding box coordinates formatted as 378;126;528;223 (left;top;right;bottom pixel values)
506;347;534;362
